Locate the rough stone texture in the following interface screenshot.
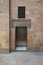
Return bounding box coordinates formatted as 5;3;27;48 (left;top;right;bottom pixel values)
12;19;31;28
11;29;15;50
11;0;43;51
0;0;9;13
0;0;9;53
0;0;43;53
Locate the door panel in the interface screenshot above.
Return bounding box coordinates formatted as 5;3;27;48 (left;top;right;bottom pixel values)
16;27;27;46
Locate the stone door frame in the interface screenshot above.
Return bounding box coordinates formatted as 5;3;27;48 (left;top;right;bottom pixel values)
10;19;31;51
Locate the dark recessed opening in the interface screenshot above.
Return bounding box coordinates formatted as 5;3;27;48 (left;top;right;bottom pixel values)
15;27;27;50
18;6;25;18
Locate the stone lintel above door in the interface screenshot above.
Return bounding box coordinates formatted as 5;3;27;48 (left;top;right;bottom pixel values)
12;19;31;28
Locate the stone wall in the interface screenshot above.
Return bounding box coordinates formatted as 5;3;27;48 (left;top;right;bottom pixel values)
0;0;43;53
0;0;9;53
11;0;43;51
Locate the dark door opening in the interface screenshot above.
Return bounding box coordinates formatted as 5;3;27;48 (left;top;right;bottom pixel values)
15;27;27;50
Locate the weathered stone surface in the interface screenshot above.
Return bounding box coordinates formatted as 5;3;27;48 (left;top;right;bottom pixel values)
27;29;43;51
0;0;43;53
11;29;16;50
11;0;43;51
0;13;9;31
0;0;9;53
0;0;9;13
12;20;31;28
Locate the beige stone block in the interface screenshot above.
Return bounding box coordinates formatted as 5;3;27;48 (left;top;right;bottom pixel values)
32;21;43;32
0;0;9;13
0;31;9;49
1;31;6;48
0;13;9;31
0;32;2;49
11;29;16;50
0;12;9;51
5;31;9;49
27;28;43;50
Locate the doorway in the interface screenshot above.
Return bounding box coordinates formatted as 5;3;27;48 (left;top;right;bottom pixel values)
15;27;27;50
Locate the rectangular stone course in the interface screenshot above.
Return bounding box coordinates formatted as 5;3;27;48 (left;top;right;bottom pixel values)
0;0;9;53
0;0;43;53
12;19;31;28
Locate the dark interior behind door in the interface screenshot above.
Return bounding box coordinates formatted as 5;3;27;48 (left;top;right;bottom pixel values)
16;27;27;47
